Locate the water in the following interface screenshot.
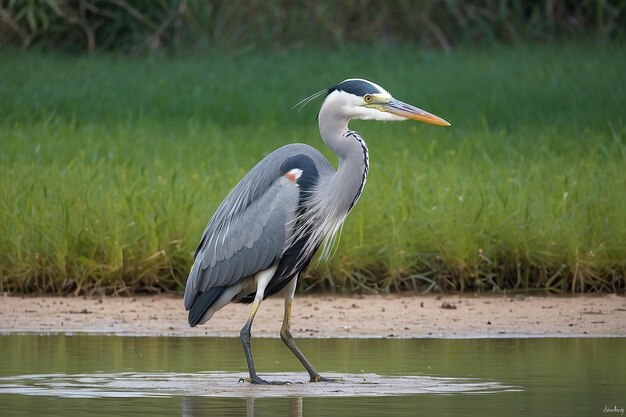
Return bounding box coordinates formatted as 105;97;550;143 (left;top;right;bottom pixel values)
0;335;624;416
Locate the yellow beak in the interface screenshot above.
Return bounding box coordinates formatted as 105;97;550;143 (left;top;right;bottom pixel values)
383;98;451;126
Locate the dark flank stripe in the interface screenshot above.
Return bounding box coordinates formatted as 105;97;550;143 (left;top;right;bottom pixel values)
239;154;321;303
346;131;369;211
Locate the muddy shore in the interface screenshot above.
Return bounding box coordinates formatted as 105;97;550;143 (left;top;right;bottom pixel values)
2;293;624;338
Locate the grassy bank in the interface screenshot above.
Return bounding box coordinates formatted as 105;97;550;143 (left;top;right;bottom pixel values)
1;42;625;294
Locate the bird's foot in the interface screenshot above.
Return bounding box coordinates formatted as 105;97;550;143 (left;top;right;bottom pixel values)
309;374;342;383
238;376;292;385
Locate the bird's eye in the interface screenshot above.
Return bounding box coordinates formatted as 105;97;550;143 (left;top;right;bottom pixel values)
364;95;373;103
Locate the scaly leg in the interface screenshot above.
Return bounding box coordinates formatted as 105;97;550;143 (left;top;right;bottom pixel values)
240;265;289;385
280;277;336;382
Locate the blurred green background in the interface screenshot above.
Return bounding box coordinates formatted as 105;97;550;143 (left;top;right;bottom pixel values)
1;1;624;52
1;1;625;295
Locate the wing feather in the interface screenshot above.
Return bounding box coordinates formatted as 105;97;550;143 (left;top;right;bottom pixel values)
184;174;299;309
184;143;335;311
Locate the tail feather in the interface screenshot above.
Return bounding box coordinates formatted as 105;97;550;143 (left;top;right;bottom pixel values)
188;288;225;327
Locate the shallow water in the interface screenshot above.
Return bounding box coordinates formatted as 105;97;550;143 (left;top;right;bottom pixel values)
0;335;624;416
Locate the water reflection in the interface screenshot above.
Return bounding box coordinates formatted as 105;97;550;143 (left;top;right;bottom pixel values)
183;397;303;417
0;335;624;417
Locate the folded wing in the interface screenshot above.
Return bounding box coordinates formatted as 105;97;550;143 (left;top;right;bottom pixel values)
184;173;300;311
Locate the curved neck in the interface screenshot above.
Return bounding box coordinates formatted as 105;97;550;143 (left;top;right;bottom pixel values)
318;103;352;160
297;96;370;264
317;103;369;211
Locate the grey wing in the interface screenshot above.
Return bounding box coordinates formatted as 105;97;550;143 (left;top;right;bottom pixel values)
183;173;300;310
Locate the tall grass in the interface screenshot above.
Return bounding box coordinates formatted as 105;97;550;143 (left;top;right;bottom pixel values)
1;42;625;294
1;1;624;53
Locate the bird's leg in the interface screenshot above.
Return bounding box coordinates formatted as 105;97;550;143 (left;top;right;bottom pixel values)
240;301;266;384
280;301;326;382
280;277;338;383
240;266;289;385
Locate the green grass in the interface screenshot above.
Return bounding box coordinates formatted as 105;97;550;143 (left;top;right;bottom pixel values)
1;42;625;295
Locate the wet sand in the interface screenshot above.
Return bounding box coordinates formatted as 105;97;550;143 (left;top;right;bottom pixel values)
1;293;624;338
0;371;518;398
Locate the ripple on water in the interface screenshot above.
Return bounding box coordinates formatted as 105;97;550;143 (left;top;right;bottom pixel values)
0;372;522;398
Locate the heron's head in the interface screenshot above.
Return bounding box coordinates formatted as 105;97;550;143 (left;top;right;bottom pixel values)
321;78;450;126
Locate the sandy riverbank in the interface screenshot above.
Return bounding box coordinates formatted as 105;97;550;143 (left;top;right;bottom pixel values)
1;293;624;338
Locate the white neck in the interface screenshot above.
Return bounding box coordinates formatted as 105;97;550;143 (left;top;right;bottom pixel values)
317;95;370;213
318;98;351;159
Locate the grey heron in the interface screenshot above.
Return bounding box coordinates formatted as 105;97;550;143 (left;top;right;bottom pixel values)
184;78;450;384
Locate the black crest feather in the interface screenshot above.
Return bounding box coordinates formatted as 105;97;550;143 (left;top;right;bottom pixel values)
328;79;382;97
